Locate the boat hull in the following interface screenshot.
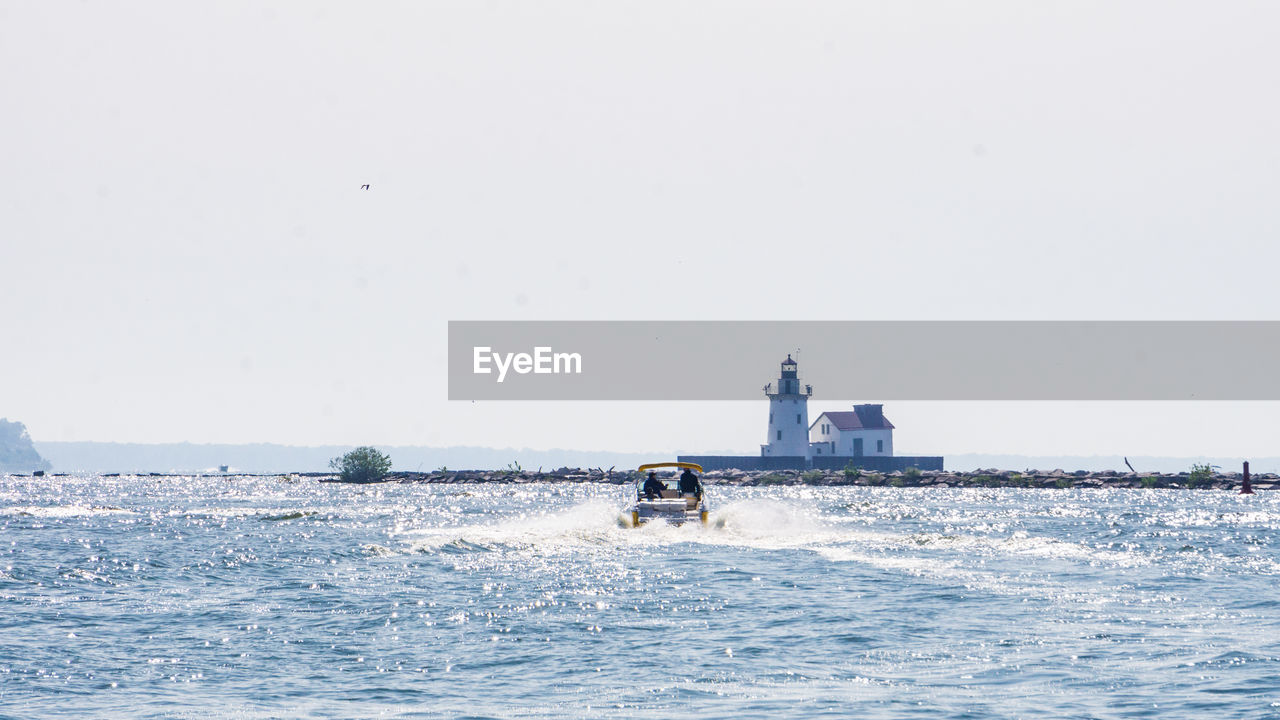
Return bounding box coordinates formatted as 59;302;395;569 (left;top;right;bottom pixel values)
623;498;708;527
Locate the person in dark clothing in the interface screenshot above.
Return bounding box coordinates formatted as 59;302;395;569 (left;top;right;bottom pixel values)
678;467;703;500
642;471;666;500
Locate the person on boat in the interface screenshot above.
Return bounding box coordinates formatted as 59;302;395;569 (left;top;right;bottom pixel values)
678;467;703;500
642;471;666;499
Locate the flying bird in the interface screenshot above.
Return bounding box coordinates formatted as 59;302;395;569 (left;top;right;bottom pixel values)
360;184;370;190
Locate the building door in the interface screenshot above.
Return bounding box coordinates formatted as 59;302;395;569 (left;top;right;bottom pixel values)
853;438;863;457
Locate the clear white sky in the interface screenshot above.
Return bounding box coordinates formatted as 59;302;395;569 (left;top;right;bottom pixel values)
3;1;1279;457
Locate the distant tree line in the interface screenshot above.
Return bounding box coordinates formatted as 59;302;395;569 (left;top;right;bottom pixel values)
0;419;52;472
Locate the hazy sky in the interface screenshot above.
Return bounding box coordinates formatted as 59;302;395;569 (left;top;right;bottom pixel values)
4;1;1280;457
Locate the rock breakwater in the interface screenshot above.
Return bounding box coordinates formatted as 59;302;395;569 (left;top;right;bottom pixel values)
367;466;1265;490
9;467;1268;490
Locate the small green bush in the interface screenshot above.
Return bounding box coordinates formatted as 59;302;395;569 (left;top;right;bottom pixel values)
1140;476;1159;488
842;462;862;478
759;472;788;485
1055;478;1072;489
1187;463;1214;489
802;470;825;482
330;446;392;483
903;466;922;480
889;477;905;487
863;472;885;486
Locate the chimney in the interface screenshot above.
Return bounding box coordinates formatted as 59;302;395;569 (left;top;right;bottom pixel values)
855;404;884;427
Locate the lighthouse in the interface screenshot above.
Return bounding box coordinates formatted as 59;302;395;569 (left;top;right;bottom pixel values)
761;354;813;458
678;353;943;472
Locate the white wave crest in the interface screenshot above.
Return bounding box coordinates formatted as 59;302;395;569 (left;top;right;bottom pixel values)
399;500;626;554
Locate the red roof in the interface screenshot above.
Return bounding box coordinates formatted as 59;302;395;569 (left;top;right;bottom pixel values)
818;408;894;431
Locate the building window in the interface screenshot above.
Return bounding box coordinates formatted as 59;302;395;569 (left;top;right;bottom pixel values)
853;438;863;456
877;439;884;452
796;414;801;424
769;412;773;423
776;430;782;441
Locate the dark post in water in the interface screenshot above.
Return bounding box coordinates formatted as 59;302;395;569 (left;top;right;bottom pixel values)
1241;461;1254;495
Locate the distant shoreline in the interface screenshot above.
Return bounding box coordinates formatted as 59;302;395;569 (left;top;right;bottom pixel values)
7;468;1267;490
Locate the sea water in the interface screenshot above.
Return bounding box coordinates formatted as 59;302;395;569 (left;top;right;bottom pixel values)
2;475;1278;719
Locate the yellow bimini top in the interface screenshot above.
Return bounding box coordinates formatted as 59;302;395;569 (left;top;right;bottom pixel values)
637;462;703;473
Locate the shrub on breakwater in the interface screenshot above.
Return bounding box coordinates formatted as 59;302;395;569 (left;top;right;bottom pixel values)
329;447;393;483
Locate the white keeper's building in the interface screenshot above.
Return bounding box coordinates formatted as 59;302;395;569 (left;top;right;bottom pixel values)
809;405;894;458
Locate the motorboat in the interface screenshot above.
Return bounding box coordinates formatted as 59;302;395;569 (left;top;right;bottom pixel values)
621;462;709;527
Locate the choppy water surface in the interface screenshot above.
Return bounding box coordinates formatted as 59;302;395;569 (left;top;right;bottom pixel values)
2;476;1279;719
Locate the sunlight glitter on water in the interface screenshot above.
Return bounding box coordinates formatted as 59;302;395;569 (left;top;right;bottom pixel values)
2;475;1279;719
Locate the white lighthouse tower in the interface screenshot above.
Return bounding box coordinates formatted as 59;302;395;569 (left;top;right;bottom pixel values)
761;354;813;459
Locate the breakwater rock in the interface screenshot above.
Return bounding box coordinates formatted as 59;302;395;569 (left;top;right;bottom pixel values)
8;467;1268;490
361;466;1266;490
